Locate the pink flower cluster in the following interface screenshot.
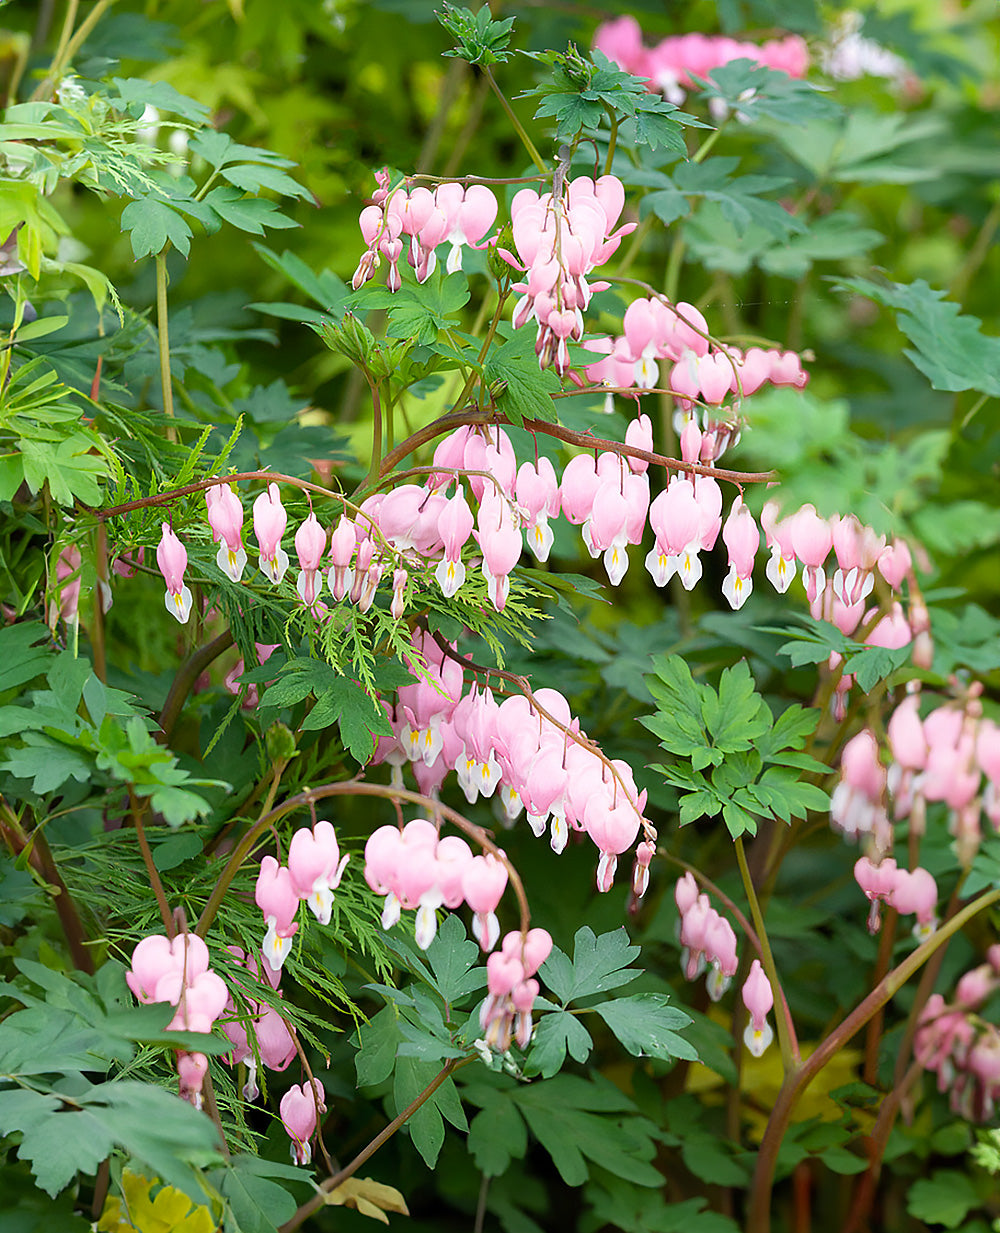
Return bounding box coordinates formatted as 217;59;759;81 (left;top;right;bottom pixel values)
126;932;229;1108
222;946;295;1101
675;873;739;1001
481;928;553;1052
593;16;809;104
280;1079;326;1165
585;296;807;418
374;632;651;895
854;856;938;940
364;817;508;950
832;690;1000;863
674;875;776;1057
254;820;350;973
352;169;498;290
916;949;1000;1121
499;176;635;374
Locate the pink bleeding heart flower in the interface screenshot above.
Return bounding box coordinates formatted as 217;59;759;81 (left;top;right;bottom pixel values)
206;483;247;582
256;855;300;973
294;512;327;607
742;959;774;1057
280;1080;326;1165
462;853;509;951
253;483;290;585
721;498;760;610
327;515;357;602
157;523;193;624
435;488;474;597
288;820;350;925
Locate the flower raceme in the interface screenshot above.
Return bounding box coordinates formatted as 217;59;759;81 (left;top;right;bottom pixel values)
832;689;1000;866
254;820;350;972
915;947;1000;1121
126;932;229;1107
593;15;809;104
674;874;739;1002
372;631;653;898
480;928;553;1052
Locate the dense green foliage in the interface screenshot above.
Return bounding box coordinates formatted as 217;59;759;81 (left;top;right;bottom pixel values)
1;2;1000;1232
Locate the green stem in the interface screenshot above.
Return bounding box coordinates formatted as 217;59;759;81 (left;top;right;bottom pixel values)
603;110;619;176
367;377;383;489
950;198;1000;302
155;251;177;443
691;124;724;164
32;0;116;100
483;66;547;174
664;234;686;304
31;0;77;100
745;885;1000;1233
734;835;799;1070
0;812;94;973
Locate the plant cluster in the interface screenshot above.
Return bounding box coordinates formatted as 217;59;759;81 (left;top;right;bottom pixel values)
1;2;999;1232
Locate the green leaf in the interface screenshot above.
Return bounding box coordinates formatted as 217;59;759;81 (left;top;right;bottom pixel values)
252;242;349;313
120;197;193;259
221;163;311;202
423;914;486;1005
593;994;697;1063
641;157;802;240
0;1088;113;1197
151;831;203;872
696;59;839;126
437;1;515;66
467;1101;527;1176
1;735;92;794
484;328;561;427
746;767;828;822
515;1075;662;1187
834;276;1000;397
841;643;911;692
19;437;108;506
111;77;211;124
0;1080;221;1198
701;660;770;752
907;1171;982;1228
541;927;641;1004
525;1011;593;1078
204;186;298;235
213;1155;304;1233
392;1057;466;1168
0;623;54;693
355;1005;403;1088
300;675;393;763
681;1135;750;1186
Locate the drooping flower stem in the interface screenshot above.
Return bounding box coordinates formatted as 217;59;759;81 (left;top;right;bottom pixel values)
155;252;177;444
746;886;1000;1233
366;376;383;489
129;789;174;937
734;835;799;1070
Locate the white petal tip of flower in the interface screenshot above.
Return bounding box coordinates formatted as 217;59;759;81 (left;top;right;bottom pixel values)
164;585;193;624
743;1021;774;1057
